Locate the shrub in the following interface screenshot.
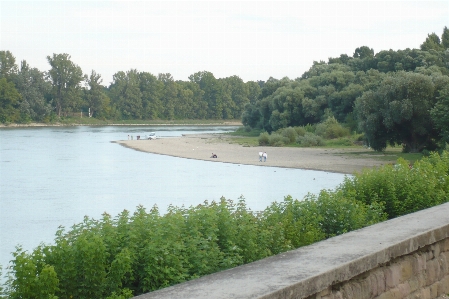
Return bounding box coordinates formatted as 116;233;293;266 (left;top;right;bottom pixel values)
258;132;270;145
315;117;350;139
268;133;289;146
297;132;325;147
340;151;449;219
280;127;298;143
294;126;306;137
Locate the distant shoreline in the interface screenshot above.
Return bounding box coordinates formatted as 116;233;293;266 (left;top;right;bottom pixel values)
0;121;242;128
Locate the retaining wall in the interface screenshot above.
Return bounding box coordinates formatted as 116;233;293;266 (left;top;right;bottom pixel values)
134;202;449;299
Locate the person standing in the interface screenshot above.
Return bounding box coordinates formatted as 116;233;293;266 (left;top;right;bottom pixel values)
259;151;263;162
263;152;267;162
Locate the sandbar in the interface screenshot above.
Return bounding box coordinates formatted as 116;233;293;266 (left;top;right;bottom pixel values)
116;134;389;175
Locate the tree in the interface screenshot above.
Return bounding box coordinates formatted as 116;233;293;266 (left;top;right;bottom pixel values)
85;70;110;118
138;72;163;119
47;53;84;117
158;73;178;120
442;26;449;49
13;61;52;122
109;70;143;119
181;80;206;119
188;71;223;118
356;72;438;152
420;32;444;51
430;79;449;145
0;50;18;79
0;77;21;123
353;46;374;59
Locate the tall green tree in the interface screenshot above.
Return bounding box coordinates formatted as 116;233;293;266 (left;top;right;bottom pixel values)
85;70;110;118
188;71;223;118
442;26;449;49
138;72;163;119
221;75;249;119
158;73;178;120
420;32;444;51
13;61;52;122
0;50;18;79
430;77;449;145
109;70;143;119
0;77;21;123
356;71;439;152
47;53;84;117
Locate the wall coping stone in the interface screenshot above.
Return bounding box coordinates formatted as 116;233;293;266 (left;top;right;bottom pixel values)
134;202;449;299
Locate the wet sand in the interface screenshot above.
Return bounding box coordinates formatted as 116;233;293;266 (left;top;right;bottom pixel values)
115;134;389;174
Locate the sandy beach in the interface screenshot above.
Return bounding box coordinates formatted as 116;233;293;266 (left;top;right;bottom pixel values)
116;134;389;174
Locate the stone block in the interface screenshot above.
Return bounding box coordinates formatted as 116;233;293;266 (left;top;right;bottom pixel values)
374;268;386;294
341;283;354;298
429;283;438;298
440;252;449;275
367;272;379;296
397;282;411;297
426;259;440;286
416;272;427;289
416;253;427;273
373;289;398;299
419;287;431;299
407;276;420;293
401;259;414;282
385;264;401;289
437;275;449;295
442;238;449;252
438;255;447;280
333;290;343;299
350;282;363;299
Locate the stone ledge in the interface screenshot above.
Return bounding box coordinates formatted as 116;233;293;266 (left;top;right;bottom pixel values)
134;202;449;299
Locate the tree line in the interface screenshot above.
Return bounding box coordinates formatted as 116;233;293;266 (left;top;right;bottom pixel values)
0;53;262;123
242;27;449;152
1;27;448;152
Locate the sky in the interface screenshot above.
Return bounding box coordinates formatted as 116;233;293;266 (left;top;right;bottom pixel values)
1;1;448;85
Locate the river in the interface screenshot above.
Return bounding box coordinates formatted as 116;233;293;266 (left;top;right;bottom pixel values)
0;125;347;277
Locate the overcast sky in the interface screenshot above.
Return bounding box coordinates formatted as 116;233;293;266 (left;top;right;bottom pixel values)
1;1;448;85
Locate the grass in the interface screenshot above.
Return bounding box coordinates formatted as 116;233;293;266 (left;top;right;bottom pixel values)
226;128;424;164
337;147;424;164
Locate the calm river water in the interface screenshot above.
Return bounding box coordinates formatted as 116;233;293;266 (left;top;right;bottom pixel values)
0;125;347;275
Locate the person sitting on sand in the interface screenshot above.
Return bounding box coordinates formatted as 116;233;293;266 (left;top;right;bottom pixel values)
211;153;218;158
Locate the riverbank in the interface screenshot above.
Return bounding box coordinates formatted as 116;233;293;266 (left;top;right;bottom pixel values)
116;134;390;174
0;121;242;128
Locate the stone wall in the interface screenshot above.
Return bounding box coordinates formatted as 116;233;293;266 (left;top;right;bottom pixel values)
134;202;449;299
310;239;449;299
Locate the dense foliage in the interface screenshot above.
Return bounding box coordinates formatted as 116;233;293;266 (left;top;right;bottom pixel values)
0;52;260;123
2;151;448;298
2;27;449;152
242;27;449;152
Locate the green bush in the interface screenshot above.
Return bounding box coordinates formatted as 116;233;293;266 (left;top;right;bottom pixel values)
258;132;270;145
268;133;289;146
294;126;306;137
296;132;325;147
340;151;449;219
315;117;350;139
280;127;298;143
